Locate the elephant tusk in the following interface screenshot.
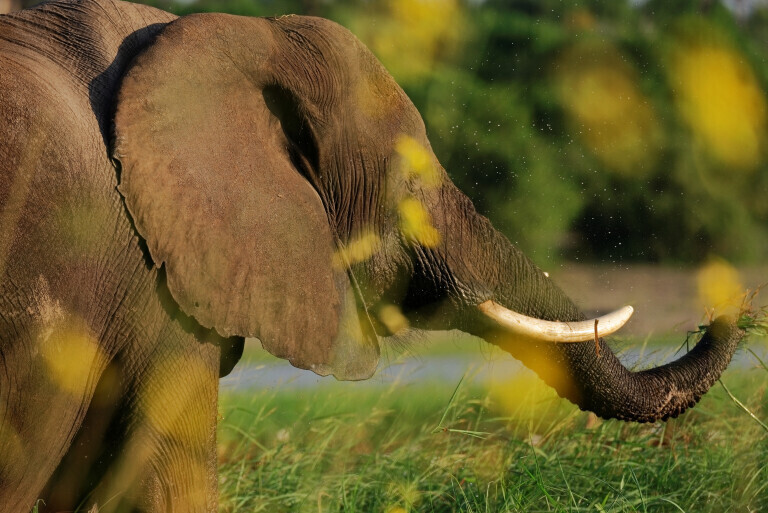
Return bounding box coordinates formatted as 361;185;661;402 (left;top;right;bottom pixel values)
478;301;634;343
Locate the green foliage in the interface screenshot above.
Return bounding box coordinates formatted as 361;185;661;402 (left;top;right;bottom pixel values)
132;0;768;266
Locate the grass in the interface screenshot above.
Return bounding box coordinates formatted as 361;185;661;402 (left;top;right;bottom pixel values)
216;336;768;512
236;330;695;366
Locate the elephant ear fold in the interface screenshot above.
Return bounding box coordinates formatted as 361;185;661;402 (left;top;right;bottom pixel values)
113;14;379;379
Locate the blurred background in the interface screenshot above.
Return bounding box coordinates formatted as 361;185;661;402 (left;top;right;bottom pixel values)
6;0;767;269
106;0;768;268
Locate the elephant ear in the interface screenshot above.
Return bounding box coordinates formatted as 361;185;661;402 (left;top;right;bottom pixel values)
113;14;379;379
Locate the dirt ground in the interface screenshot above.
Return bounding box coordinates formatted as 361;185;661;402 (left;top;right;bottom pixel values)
551;263;768;337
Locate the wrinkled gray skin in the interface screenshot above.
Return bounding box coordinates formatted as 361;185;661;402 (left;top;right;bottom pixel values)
0;0;744;511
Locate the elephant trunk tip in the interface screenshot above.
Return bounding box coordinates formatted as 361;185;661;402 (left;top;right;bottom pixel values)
591;315;745;424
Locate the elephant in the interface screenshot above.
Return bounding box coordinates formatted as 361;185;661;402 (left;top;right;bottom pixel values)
0;0;744;511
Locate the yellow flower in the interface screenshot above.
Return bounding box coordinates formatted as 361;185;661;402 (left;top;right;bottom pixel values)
395;134;442;187
378;304;410;335
398;197;441;247
669;40;766;171
333;230;382;269
555;42;660;176
696;257;744;316
352;0;465;84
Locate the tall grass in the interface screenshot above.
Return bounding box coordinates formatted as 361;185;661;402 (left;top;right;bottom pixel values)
217;344;768;513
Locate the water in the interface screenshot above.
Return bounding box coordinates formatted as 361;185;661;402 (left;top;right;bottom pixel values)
221;343;768;391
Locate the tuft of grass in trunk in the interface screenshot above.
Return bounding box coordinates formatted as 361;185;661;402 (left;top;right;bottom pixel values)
690;286;768;342
738;309;768;339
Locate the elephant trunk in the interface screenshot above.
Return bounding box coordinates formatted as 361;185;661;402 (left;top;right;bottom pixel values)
485;316;742;422
423;183;744;423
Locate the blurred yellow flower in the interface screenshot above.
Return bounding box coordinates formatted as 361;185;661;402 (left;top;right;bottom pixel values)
378;303;410;335
398;197;441;247
351;0;465;84
141;353;214;444
488;371;560;421
396;134;442;186
333;230;381;269
41;318;103;396
486;332;576;420
696;256;744;316
555;42;660;176
669;39;766;171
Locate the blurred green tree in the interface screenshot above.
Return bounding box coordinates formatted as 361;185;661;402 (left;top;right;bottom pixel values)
132;0;768;265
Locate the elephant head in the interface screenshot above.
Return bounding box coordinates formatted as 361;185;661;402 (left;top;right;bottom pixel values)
113;13;743;423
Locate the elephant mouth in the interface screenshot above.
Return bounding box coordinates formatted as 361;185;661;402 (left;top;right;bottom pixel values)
478;301;634;342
